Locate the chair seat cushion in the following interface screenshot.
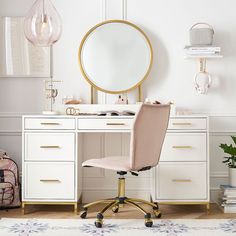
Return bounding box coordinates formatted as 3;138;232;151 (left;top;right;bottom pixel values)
82;156;131;171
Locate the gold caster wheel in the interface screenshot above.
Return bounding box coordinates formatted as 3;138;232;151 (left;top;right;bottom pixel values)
153;202;159;210
95;220;103;228
153;209;162;218
80;210;87;219
145;219;153;227
95;213;103;228
144;213;153;227
112;205;119;213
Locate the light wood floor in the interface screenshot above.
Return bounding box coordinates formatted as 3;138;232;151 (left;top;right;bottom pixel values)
1;203;236;219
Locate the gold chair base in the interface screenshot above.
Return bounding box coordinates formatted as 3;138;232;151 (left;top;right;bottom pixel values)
82;197;160;216
80;176;160;228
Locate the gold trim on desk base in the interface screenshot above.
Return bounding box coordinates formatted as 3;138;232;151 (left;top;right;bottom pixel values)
156;201;210;212
21;202;78;215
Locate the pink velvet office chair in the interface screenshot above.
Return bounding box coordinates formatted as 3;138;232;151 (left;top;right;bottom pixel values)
80;104;170;228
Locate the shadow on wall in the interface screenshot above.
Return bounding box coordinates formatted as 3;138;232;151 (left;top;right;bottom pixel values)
141;28;170;100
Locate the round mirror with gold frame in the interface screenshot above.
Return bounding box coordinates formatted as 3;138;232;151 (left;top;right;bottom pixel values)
78;20;153;103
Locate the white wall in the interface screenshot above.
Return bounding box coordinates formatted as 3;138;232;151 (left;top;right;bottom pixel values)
54;0;236;112
0;0;45;113
1;0;236;112
1;0;236;202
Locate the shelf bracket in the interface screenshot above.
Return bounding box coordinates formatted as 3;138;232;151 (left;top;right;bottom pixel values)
199;58;207;72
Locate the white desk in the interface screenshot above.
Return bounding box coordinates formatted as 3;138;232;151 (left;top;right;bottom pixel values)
22;105;209;213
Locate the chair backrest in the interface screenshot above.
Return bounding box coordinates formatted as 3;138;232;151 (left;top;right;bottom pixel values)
130;104;170;171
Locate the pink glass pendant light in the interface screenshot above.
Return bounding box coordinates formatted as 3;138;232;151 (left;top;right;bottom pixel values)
24;0;62;47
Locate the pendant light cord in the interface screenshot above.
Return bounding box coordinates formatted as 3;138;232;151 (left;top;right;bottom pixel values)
42;0;46;22
43;0;45;15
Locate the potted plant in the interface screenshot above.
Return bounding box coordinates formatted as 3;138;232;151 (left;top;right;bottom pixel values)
220;136;236;187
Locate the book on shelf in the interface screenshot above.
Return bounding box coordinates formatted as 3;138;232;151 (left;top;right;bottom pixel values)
222;204;236;213
220;185;236;195
185;51;217;55
184;46;221;52
224;199;236;204
220;185;236;213
184;46;221;56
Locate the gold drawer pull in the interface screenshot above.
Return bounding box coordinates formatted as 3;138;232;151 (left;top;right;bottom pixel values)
172;122;191;126
172;146;192;149
40;146;60;149
106;123;125;126
172;179;192;183
40;179;61;182
40;122;60;125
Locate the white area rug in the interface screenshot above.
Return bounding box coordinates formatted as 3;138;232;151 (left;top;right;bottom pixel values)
0;218;236;236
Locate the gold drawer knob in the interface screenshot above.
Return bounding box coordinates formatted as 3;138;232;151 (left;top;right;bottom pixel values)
172;179;192;182
40;122;60;125
172;122;191;126
106;123;125;126
172;146;192;149
40;179;61;182
40;146;60;149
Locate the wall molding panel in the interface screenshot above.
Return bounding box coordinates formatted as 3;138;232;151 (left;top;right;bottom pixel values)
101;0;107;21
0;113;22;133
122;0;127;20
0;132;21;135
210;172;228;178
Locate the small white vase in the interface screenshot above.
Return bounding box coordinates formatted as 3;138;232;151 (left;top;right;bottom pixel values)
229;168;236;187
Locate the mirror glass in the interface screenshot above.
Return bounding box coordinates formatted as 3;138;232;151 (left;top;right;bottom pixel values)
0;17;51;77
79;20;152;93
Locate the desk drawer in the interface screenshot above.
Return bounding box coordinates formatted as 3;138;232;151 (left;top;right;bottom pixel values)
25;133;75;161
168;118;207;130
24;118;75;130
160;133;207;162
24;162;75;200
156;163;207;200
78;118;133;130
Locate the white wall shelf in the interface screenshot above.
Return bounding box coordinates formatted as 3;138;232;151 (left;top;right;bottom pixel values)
185;54;223;59
184;45;223;94
184;45;223;59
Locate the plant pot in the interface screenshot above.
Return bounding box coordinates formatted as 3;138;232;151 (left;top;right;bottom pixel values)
229;168;236;187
